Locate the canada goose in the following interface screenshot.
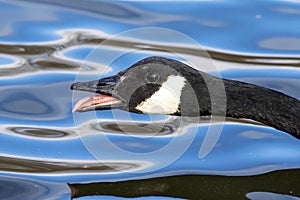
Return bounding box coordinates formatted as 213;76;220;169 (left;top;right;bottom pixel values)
71;56;300;139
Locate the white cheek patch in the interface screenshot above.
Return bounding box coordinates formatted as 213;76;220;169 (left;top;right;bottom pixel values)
135;75;186;114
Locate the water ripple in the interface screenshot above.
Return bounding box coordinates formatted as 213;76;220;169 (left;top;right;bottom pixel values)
6;126;74;139
0;176;68;200
0;76;72;123
0;1;300;199
92;119;180;136
259;37;300;51
0;155;150;174
1;27;300;79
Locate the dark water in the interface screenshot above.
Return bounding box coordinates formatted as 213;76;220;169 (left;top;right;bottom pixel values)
1;1;300;199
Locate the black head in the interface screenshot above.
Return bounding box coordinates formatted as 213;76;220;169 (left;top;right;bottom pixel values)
71;56;201;115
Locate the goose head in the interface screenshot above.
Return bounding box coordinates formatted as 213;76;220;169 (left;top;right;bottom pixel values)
71;56;201;115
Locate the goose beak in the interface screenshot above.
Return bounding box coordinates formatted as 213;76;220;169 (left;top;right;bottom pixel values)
71;75;119;94
71;75;125;112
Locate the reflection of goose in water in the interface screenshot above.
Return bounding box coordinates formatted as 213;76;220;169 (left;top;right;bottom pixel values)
69;168;300;199
71;56;300;139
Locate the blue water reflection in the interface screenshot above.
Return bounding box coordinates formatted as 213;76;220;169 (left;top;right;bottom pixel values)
0;73;74;125
0;55;15;65
0;175;69;200
0;0;300;199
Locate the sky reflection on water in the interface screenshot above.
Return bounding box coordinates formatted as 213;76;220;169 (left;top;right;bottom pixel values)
0;0;300;199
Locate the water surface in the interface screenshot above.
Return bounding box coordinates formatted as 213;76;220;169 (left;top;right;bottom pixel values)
0;1;300;199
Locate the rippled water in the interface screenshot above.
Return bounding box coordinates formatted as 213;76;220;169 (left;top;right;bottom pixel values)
1;1;300;199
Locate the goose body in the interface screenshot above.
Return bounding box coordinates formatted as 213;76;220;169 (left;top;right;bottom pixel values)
71;56;300;139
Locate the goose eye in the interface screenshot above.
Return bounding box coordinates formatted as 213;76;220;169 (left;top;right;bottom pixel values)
146;72;160;83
